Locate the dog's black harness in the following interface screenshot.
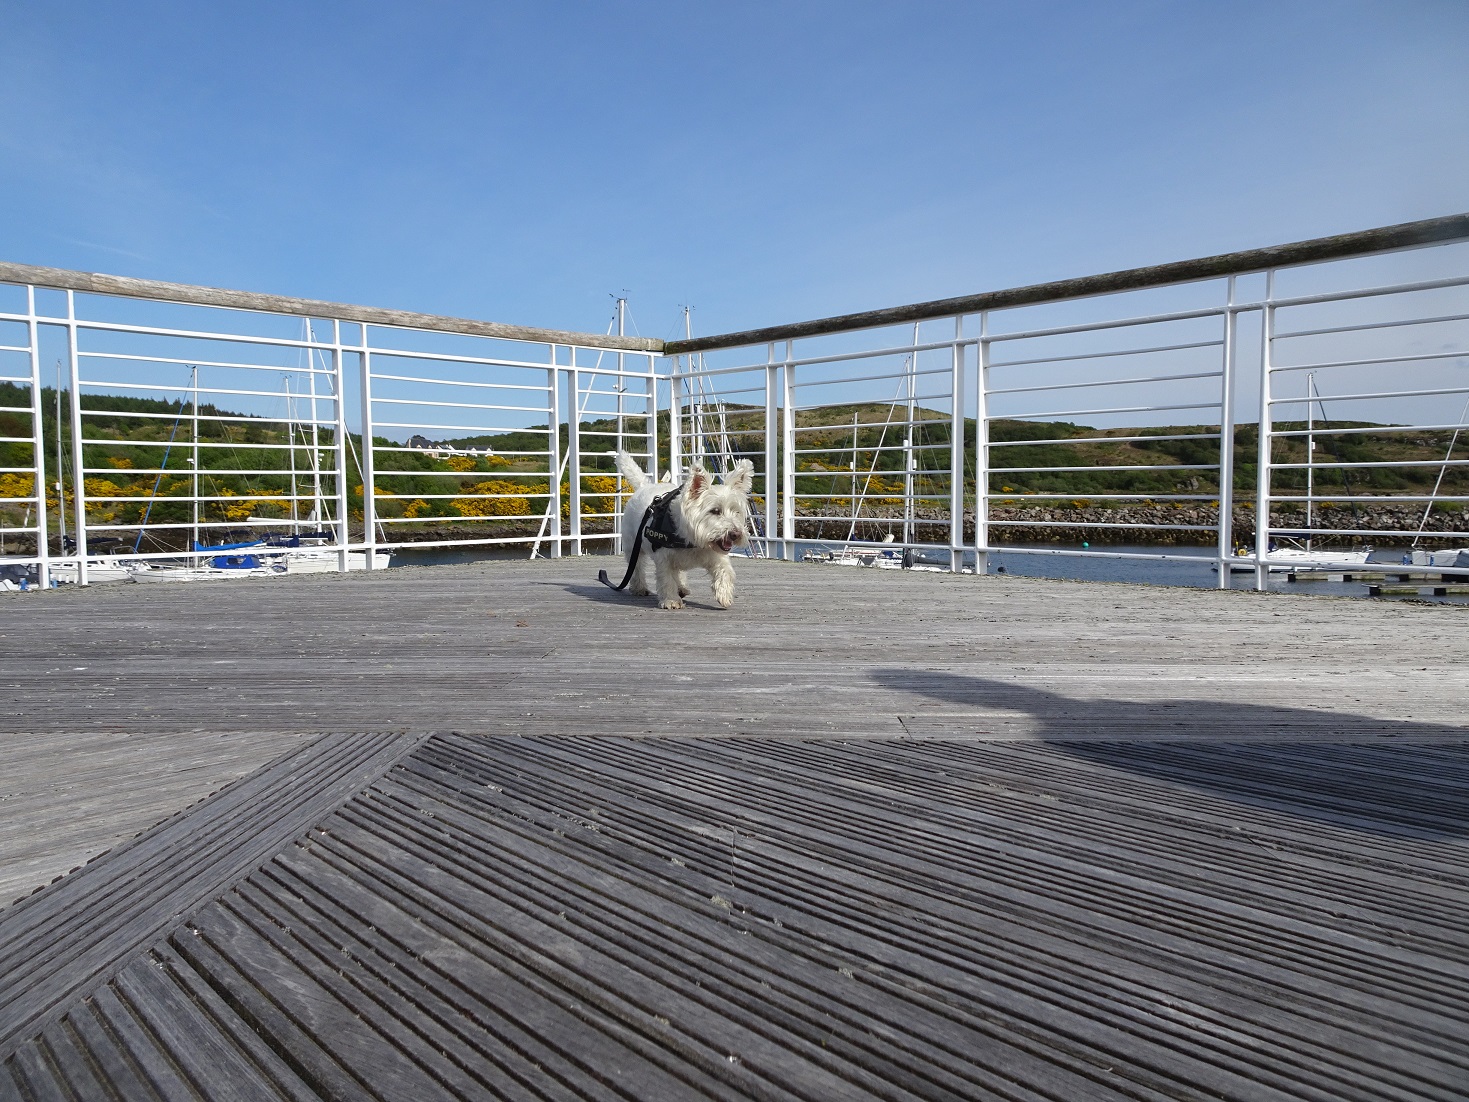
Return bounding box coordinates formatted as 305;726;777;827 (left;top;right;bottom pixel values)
598;489;692;591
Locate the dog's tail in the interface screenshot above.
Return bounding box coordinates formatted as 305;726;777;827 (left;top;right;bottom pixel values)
615;450;653;487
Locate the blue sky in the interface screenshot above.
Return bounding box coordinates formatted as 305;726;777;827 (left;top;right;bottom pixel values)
2;0;1467;344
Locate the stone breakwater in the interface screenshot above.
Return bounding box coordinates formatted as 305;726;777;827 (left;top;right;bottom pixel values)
794;503;1466;547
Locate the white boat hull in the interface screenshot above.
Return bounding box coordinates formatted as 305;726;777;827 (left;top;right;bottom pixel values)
1230;547;1374;573
127;564;286;582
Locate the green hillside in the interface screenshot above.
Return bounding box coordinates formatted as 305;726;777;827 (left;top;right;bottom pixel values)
2;384;1461;551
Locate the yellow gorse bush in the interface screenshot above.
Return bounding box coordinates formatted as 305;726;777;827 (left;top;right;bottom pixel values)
216;487;289;521
0;473;35;498
82;477;142;498
574;474;632;519
451;479;545;517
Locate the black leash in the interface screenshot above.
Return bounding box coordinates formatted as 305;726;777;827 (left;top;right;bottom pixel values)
598;490;678;591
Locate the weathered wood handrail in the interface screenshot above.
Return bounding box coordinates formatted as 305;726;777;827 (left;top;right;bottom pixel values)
664;212;1469;355
0;260;664;353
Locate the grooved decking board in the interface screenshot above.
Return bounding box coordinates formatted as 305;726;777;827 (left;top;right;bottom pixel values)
0;730;427;1054
3;732;1466;1101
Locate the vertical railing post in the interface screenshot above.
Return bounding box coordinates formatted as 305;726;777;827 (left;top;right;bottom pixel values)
65;291;87;584
567;358;583;556
1217;278;1238;589
642;354;659;481
949;316;965;572
764;342;779;558
305;325;324;538
643;352;658;506
547;348;562;558
359;340;379;569
615;298;626;461
1253;271;1275;592
973;312;990;576
189;367;200;559
905;322;918;548
668;357;684;479
780;340;796;561
332;320;351;571
25;286;50;588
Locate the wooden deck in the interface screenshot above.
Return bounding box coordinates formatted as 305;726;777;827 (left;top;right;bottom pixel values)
1;558;1466;1099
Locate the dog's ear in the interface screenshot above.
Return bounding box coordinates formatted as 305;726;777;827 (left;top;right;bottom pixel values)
723;459;754;494
685;465;709;500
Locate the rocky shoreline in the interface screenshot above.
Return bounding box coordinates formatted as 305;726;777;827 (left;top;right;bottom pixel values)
794;503;1466;548
9;503;1461;557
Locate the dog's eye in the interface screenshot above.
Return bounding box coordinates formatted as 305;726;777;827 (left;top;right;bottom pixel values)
711;507;721;515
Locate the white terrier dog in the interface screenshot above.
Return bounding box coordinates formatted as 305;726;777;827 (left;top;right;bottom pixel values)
613;451;754;609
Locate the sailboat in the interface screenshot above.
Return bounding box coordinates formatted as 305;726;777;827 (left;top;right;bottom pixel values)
1232;374;1375;573
136;337;374;580
1401;390;1469;568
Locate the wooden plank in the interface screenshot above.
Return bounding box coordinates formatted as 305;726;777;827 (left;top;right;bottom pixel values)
194;895;516;1102
241;860;638;1102
55;1003;164;1102
28;1024;112;1102
86;984;203;1102
112;952;297;1102
165;928;368;1102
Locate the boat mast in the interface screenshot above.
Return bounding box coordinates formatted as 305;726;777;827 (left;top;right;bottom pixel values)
284;375;299;531
616;297;627;463
1412;391;1469;546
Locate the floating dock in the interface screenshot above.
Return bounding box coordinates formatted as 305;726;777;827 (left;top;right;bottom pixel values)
2;560;1466;1100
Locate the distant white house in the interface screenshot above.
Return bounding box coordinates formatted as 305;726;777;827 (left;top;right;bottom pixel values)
406;434;494;460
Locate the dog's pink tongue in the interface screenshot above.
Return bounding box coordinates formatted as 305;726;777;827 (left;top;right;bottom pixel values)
719;534;736;552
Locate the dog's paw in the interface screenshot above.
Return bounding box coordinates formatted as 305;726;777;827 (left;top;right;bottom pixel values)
716;594;734;609
659;597;685;610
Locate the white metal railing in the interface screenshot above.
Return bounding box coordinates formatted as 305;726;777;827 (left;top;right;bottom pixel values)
0;267;658;586
4;214;1468;591
667;216;1469;589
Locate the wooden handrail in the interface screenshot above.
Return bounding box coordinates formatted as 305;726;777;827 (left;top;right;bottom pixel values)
0;260;664;354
